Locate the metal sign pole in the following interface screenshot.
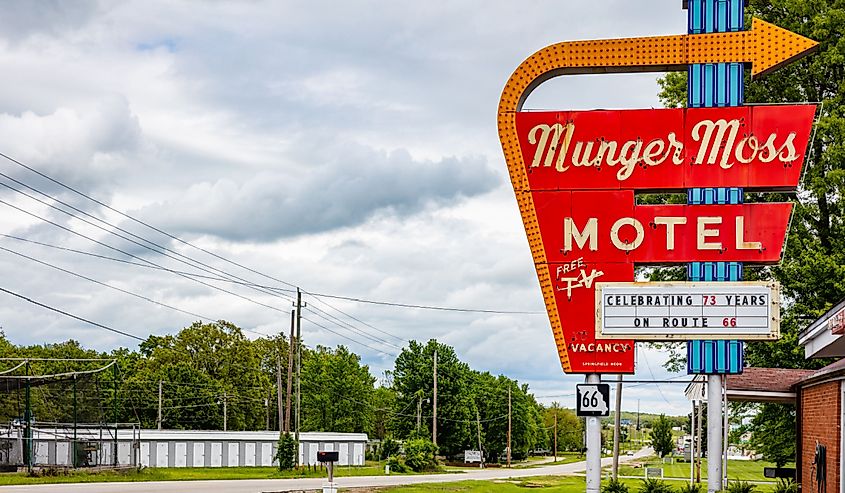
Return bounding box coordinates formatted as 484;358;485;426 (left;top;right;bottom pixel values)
585;373;602;493
707;374;722;492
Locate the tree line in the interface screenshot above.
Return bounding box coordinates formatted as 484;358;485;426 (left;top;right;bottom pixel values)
0;321;585;462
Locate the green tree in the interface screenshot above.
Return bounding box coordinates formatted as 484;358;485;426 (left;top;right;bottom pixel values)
276;432;297;470
301;345;374;433
469;371;543;462
543;404;584;452
370;385;395;440
749;404;795;467
650;414;674;458
392;340;474;457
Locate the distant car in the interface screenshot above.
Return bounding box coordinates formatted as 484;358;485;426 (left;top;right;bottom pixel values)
627;451;634;456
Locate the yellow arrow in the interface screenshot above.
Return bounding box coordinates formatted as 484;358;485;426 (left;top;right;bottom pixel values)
497;18;818;374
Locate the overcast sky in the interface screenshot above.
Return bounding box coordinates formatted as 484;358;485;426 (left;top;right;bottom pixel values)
0;1;697;415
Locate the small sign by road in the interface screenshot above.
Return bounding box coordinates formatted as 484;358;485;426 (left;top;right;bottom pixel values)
576;384;610;417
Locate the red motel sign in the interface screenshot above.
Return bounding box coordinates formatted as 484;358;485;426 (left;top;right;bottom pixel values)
498;24;817;374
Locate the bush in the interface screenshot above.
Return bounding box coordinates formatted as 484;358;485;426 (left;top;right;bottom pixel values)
638;478;674;493
381;437;400;460
676;483;703;493
403;437;438;472
726;481;757;493
387;455;409;473
602;479;629;493
275;432;297;471
772;479;797;493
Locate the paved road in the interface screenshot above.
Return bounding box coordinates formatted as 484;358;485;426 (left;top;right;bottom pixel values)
1;448;653;493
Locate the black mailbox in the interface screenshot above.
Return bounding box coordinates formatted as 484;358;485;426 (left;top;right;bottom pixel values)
763;467;796;479
317;451;339;463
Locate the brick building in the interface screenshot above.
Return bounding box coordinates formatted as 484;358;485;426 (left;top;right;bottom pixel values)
684;298;845;493
796;298;845;493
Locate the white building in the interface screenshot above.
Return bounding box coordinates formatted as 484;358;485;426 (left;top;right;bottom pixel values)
0;428;368;468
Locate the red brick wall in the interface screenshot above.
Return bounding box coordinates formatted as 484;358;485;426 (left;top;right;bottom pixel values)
801;380;841;493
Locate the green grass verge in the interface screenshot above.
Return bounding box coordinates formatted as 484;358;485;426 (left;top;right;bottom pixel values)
611;456;793;482
0;463;402;486
378;475;778;493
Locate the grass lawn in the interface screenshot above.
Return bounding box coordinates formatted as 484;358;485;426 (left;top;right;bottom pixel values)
0;462;402;486
613;456;793;482
378;475;778;493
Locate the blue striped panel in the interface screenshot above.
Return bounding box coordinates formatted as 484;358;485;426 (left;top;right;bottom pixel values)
685;0;745;376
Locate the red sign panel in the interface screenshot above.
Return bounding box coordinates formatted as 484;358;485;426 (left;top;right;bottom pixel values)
516;105;816;191
533;191;792;264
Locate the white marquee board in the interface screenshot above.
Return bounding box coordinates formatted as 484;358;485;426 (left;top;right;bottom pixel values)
595;281;780;341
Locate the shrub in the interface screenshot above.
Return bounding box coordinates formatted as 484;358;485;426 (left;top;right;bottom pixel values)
726;481;757;493
772;479;797;493
275;432;297;471
387;455;409;473
403;437;438;472
381;437;400;460
602;478;629;493
638;478;674;493
676;483;703;493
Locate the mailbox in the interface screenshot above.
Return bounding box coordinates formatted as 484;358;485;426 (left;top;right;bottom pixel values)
317;451;339;463
763;467;795;479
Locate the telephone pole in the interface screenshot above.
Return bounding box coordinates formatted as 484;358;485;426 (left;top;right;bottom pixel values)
612;374;623;479
157;380;163;431
417;394;422;432
554;410;558;462
223;391;228;432
507;386;512;468
285;309;295;432
432;350;438;446
276;346;283;431
294;288;305;462
476;408;483;468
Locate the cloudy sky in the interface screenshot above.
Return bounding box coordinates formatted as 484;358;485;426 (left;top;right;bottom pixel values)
0;1;697;415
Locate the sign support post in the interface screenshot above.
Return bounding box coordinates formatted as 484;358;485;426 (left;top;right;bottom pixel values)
684;2;745;491
585;373;602;493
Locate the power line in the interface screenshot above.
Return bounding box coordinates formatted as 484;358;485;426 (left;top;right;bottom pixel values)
0;243;215;323
301;316;397;358
305;290;546;315
0;286;145;341
0;184;404;352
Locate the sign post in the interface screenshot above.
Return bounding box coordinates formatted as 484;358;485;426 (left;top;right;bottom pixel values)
584;374;602;493
497;7;818;493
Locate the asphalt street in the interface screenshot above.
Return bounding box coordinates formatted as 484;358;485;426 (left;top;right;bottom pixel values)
0;448;653;493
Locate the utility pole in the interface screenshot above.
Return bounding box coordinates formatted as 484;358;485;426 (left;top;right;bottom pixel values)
295;288;305;464
696;400;703;483
476;408;483;468
276;351;283;431
507;386;512;468
285;309;295;432
265;396;270;431
432;350;438;446
554;410;558;463
417;394;422;432
223;391;228;432
612;374;623;480
157;380;163;431
636;399;640;444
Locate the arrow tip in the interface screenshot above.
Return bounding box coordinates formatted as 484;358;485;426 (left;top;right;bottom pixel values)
751;18;819;78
